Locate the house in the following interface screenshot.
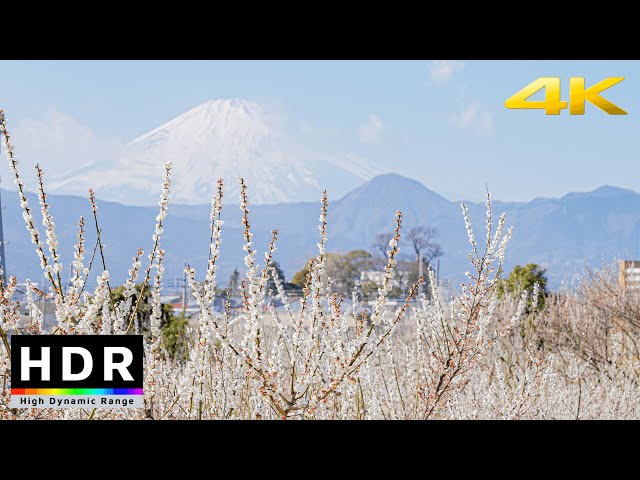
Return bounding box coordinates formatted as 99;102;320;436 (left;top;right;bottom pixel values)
360;269;412;290
619;260;640;289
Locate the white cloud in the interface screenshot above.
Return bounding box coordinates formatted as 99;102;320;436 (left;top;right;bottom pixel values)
430;60;464;83
358;114;384;143
449;102;494;136
8;109;124;185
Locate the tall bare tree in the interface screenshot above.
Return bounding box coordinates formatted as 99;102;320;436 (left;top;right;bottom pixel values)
407;226;443;264
372;232;394;259
407;226;443;298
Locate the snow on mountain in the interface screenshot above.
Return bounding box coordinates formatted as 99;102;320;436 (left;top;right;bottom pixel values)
53;99;381;205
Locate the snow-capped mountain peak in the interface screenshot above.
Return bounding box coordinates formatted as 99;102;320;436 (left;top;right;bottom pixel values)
129;99;270;150
54;99;380;205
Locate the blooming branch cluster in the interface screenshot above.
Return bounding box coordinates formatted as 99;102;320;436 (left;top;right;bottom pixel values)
2;108;639;420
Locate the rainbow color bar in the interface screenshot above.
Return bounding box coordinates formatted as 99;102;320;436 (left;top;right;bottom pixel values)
12;388;143;395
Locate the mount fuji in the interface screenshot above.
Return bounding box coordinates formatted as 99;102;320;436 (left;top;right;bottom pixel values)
52;99;382;205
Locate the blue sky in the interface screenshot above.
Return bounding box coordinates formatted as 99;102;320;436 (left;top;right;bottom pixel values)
0;60;637;202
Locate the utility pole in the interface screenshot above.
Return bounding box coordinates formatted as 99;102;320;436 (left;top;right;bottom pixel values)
0;176;7;286
418;250;423;298
41;274;46;329
182;262;187;319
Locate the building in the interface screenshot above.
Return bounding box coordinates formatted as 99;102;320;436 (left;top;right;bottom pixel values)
619;260;640;289
359;268;455;302
360;269;412;290
12;283;58;332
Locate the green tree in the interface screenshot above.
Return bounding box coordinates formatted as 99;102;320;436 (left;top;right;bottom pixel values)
291;259;312;288
111;283;188;358
161;315;189;360
293;250;374;294
497;263;548;311
337;250;374;293
360;280;381;300
345;250;372;262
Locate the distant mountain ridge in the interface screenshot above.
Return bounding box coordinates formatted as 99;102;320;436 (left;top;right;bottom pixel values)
3;174;639;290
